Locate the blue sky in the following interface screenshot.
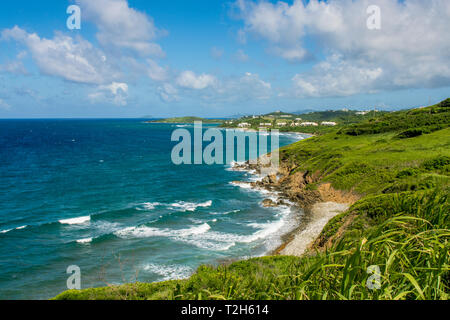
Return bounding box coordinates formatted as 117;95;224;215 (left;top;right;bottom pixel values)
0;0;449;118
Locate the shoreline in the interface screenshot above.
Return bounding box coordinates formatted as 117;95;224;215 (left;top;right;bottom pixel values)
274;202;349;256
219;126;318;136
230;144;359;258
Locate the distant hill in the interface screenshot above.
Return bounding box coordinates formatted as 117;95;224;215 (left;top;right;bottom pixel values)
264;111;297;117
146;116;224;124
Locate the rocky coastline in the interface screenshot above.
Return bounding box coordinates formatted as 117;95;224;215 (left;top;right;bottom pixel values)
230;159;360;256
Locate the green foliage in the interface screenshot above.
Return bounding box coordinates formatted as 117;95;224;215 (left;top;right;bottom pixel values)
422;156;450;171
340;99;450;136
396;168;420;178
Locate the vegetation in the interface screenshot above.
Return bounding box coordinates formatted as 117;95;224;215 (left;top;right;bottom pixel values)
220;109;389;135
147;116;224;124
55;99;450;300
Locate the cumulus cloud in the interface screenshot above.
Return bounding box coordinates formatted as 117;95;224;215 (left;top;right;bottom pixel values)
292;54;383;97
235;0;450;96
166;71;271;103
89;82;129;106
201;72;272;102
76;0;165;57
1;26;115;84
176;71;217;90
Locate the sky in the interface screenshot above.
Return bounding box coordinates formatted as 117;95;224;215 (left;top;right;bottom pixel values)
0;0;449;118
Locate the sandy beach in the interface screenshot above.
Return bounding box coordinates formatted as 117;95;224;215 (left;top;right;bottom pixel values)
278;202;350;256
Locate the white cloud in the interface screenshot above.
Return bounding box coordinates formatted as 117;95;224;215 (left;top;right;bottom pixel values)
146;59;169;81
0;50;28;75
176;71;217;90
292;54;383;97
0;60;27;75
89;82;129;106
203;72;272;102
158;83;178;102
2;26;115;84
76;0;165;57
0;98;11;110
236;0;450;95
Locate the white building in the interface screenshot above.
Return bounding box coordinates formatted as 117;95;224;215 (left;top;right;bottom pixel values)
300;122;318;126
238;122;251;128
321;121;337;126
277;122;288;126
260;123;272;126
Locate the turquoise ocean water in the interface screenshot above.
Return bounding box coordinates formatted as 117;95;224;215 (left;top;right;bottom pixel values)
0;119;308;299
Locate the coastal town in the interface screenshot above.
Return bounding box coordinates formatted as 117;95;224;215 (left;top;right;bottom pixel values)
221;109;381;132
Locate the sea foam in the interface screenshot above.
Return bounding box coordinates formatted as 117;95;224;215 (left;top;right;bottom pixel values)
59;215;91;225
76;238;93;244
142;263;193;281
170;200;212;212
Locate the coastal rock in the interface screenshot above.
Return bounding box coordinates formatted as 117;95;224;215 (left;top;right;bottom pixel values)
261;199;277;207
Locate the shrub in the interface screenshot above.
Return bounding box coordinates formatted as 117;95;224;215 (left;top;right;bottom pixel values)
396;168;420;178
396;128;423;139
422;156;450;171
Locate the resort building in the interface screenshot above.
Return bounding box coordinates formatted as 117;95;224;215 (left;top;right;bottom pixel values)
321;121;337;126
277;122;288;126
300;122;318;126
238;122;251;128
260;123;272;127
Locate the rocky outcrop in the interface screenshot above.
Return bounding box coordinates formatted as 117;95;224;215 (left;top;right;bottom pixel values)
234;158;359;210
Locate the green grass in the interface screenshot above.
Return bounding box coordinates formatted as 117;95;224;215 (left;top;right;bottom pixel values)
55;99;450;300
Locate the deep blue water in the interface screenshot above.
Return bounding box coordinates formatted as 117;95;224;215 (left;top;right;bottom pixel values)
0;119;308;299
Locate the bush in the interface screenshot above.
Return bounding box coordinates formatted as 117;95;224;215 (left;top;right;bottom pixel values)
396;168;420;178
422;156;450;171
396;128;423;139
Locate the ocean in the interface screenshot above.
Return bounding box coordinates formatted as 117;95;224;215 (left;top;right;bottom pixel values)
0;119;308;299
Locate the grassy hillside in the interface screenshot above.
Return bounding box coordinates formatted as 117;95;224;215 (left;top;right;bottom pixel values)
55;99;450;300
